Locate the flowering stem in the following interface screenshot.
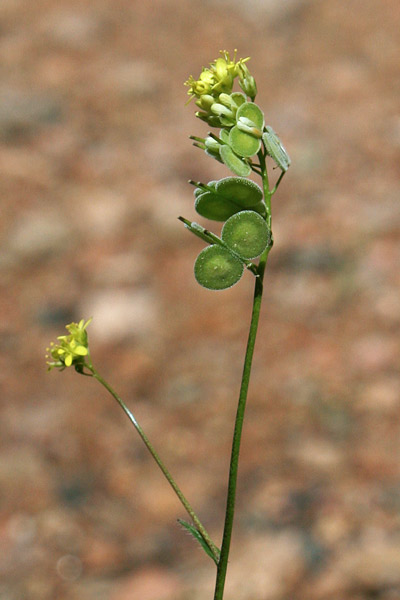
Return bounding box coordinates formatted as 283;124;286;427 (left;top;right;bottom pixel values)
213;149;272;600
85;363;220;564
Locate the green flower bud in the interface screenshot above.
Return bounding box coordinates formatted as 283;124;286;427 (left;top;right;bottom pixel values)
195;94;214;111
237;116;263;138
238;63;258;99
204;136;222;154
195;111;222;128
210;103;235;120
218;93;236;110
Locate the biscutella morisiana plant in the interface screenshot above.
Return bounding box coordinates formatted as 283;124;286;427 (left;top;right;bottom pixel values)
46;50;290;600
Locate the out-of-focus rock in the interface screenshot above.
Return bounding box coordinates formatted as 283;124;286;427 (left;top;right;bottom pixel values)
110;567;183;600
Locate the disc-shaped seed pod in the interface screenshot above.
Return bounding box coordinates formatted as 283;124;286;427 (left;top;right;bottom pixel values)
220;129;230;144
236;102;265;130
195;192;240;221
228;102;265;158
222;210;270;260
216;177;263;207
220;145;252;177
194;245;244;290
194;177;264;222
262;126;291;172
229;127;261;158
230;92;247;109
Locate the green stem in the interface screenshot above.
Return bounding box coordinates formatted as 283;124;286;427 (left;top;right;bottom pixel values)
271;169;286;195
213;151;272;600
86;363;220;564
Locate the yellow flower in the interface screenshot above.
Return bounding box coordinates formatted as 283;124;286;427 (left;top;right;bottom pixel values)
185;69;215;102
46;318;92;371
185;50;251;102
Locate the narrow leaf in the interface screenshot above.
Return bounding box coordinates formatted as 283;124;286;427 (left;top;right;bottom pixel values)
178;519;219;564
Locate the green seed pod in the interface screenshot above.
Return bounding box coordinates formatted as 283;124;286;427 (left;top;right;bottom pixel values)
230;92;247;109
229;126;261;158
216;177;263;207
194;177;264;221
222;210;270;260
220;145;252;177
194;245;244;290
220;128;230;144
262;126;291;172
236;102;265;130
195;192;239;221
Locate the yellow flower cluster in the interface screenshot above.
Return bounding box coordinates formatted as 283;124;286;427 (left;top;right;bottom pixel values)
46;318;92;371
185;50;250;102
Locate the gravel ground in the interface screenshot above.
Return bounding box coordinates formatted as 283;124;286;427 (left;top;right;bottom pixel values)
1;1;400;599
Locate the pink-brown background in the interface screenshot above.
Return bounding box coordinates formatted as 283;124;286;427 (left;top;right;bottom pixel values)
1;1;399;599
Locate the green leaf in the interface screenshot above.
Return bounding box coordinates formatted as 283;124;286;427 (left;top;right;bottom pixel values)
178;519;219;564
262;126;291;172
220;144;251;177
222;210;270;260
194;245;244;290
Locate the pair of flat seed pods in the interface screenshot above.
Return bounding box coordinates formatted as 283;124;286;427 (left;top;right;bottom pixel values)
191;177;270;290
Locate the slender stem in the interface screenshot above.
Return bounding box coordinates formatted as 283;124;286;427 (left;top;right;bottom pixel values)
86;363;220;564
271;169;285;195
213;151;272;600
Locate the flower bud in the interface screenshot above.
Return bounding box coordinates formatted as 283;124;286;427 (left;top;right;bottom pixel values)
210;103;235;120
238;63;257;99
195;94;214;111
237;116;262;138
204;136;221;154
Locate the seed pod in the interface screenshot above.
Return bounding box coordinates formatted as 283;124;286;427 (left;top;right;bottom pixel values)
222;210;270;260
229;126;261;157
220;145;252;177
216;177;263;206
228;101;265;158
236;102;264;131
262;126;291;172
195;191;239;221
219;128;230;144
194;245;244;290
194;177;264;221
230;92;247;109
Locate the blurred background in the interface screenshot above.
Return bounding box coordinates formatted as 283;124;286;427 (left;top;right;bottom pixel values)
1;0;399;599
